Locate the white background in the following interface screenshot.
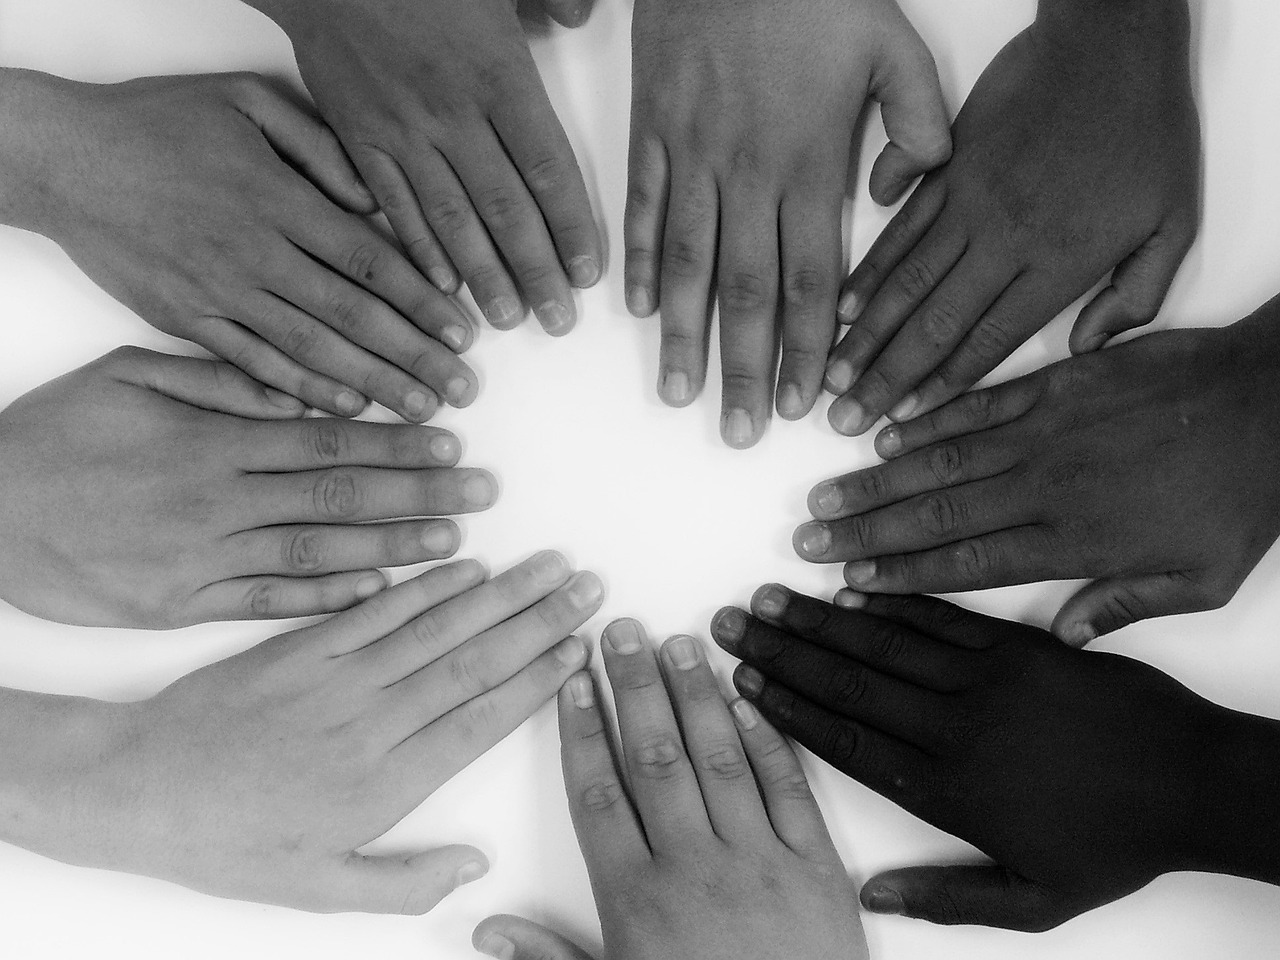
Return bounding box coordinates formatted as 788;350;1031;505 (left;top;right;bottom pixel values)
2;0;1280;957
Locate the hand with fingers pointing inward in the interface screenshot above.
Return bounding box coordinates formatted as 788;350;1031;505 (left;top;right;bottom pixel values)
0;69;479;421
626;0;951;449
0;347;500;629
713;587;1280;932
473;622;869;960
1;555;604;912
825;0;1200;438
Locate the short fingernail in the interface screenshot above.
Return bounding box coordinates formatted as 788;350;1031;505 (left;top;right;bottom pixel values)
478;933;515;960
555;635;588;667
755;584;787;619
428;265;457;292
537;300;575;336
722;408;756;449
736;664;764;698
422;522;457;555
1061;622;1097;648
712;607;746;645
780;383;808;420
626;284;654;317
464;473;497;508
403;390;435;421
829;397;868;436
825;359;855;395
731;698;760;730
531;550;569;585
335;389;365;415
567;255;600;287
484;297;523;329
889;393;920;422
812;481;843;517
355;574;387;599
837;288;863;324
454;860;488;888
845;560;876;585
864;882;905;915
877;426;903;458
429;433;460;463
442;325;470;351
666;634;701;670
444;377;472;407
568;672;595;708
566;571;604;608
834;589;868;610
606;619;643;655
795;523;832;560
660;369;693;406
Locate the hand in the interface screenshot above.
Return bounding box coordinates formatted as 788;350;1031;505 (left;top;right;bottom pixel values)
0;347;498;628
1;555;602;911
625;0;950;447
252;0;602;335
473;622;868;960
825;0;1200;436
0;69;478;421
793;311;1280;644
712;587;1256;931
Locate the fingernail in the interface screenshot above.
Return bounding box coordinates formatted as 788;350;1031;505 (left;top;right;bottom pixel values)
554;635;587;668
421;523;457;555
537;300;575;336
660;369;692;406
566;571;603;608
889;393;920;422
1061;622;1097;648
355;574;387;599
845;560;876;585
877;426;903;458
837;288;863;324
825;359;855;395
626;284;654;317
834;589;868;610
429;433;460;464
778;383;805;420
444;377;472;407
265;387;304;411
864;882;905;916
428;266;457;293
829;397;868;436
731;698;760;730
755;584;787;619
531;550;569;585
736;665;764;698
606;619;643;655
404;390;434;421
712;607;746;644
795;523;832;560
464;474;497;508
568;673;594;708
812;481;843;517
723;408;755;449
567;255;600;287
666;635;701;670
335;389;364;415
442;325;470;351
478;933;515;960
454;861;488;888
484;297;523;329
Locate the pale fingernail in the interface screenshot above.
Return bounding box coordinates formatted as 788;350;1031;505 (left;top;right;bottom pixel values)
531;550;569;585
537;300;575;336
568;673;595;709
444;377;472;407
825;359;855;395
666;635;700;670
845;560;876;585
660;369;692;406
834;589;868;610
864;883;905;915
606;619;643;654
889;393;920;422
829;398;867;436
422;523;457;554
755;584;787;618
566;571;603;607
478;933;515;960
735;664;764;697
464;474;497;508
484;297;523;328
427;265;457;293
877;426;903;458
837;288;862;324
554;635;588;667
404;390;434;421
567;255;600;287
731;698;760;730
712;607;746;644
335;389;364;415
429;433;460;463
1061;622;1097;648
442;325;470;351
723;408;755;449
812;481;843;517
626;284;654;317
355;574;386;599
795;524;832;559
454;861;488;888
778;383;805;420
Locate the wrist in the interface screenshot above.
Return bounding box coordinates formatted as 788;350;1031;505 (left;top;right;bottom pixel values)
1036;0;1190;52
0;69;86;236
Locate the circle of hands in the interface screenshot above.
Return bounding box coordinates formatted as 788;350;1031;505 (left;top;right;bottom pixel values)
2;0;1274;957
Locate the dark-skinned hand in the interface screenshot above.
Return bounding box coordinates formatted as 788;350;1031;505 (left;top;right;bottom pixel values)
826;0;1200;436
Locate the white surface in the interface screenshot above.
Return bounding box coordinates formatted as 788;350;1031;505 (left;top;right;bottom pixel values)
1;0;1280;958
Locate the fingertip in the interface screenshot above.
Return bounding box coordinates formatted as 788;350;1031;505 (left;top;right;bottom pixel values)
861;880;907;916
751;583;789;620
833;588;868;611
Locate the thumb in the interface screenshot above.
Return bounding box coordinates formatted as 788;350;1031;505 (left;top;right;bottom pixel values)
861;865;1079;932
867;37;952;206
537;0;594;28
106;347;305;419
1051;572;1227;647
331;846;489;915
473;914;597;960
1069;220;1197;353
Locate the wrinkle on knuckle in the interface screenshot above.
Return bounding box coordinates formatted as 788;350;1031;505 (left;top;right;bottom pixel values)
476;187;525;232
967;316;1017;364
632;734;687;779
720;270;771;315
700;743;750;780
782;265;828;310
313;470;360;519
950;539;992;581
825;666;868;708
324;294;359;332
447;650;487;691
426;195;472;238
820;720;860;766
919;493;963;537
920;297;965;346
345;243;381;282
245;581;276;617
928;443;965;485
841;516;876;556
523;154;569;196
282;529;324;573
863;622;905;668
281;324;318;361
307;420;348;463
579;779;626;812
661;239;708;280
852;468;890;504
894;257;938;301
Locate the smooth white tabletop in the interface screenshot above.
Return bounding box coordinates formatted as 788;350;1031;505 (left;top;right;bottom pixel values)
2;1;1280;958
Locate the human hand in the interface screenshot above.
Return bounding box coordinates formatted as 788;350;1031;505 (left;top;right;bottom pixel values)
0;69;478;421
626;0;949;447
4;554;602;912
712;587;1251;931
794;312;1280;644
473;623;868;960
251;0;602;335
0;347;498;628
826;0;1199;436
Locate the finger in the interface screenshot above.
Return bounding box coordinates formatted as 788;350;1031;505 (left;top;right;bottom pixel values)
1051;572;1228;648
833;591;1008;652
836;176;946;326
226;519;460;578
861;866;1080;933
601;619;712;846
624;134;670;319
1070;220;1197;353
656;163;718;408
254;465;498;525
185;569;388;625
716;190;780;449
330;846;487;915
238;418;462;473
474;914;595;960
729;698;837;860
776;192;842;420
558;673;649;876
873;375;1040;461
107;347;304;419
490;91;602;289
192;316;367;417
537;0;596;28
353;145;459;293
867;39;952;205
659;635;772;842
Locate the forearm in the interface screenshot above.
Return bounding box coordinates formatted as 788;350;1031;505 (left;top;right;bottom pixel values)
0;68;82;236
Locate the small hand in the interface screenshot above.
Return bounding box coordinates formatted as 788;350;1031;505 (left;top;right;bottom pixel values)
0;69;478;420
794;313;1280;643
626;0;949;447
0;347;499;628
713;587;1237;931
826;1;1200;436
474;622;868;959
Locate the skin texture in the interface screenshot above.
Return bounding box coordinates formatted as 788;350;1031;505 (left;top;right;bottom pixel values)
0;69;478;420
826;0;1200;436
625;0;950;448
0;556;603;912
0;347;499;628
472;623;869;960
711;587;1280;931
247;0;602;335
794;307;1280;644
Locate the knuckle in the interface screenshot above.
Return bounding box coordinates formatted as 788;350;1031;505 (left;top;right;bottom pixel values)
425;195;472;238
862;622;906;668
928;443;966;485
894;257;938;301
720;364;762;399
476;187;525;232
920;297;965;346
782;265;829;309
458;696;500;736
282;529;325;573
966;316;1017;363
281;324;319;361
661;239;709;280
345;243;383;283
963;388;998;427
312;470;361;519
851;467;891;504
719;270;772;315
514;260;561;292
840;516;876;556
699;743;751;780
523;154;569;196
447;650;488;692
306;420;349;464
632;733;687;780
324;293;360;333
824;665;868;708
410;613;444;654
950;539;993;581
579;779;627;812
245;581;277;617
818;720;860;766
